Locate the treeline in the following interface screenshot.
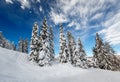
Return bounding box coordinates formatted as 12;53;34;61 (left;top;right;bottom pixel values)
0;17;120;71
0;31;28;54
29;18;120;71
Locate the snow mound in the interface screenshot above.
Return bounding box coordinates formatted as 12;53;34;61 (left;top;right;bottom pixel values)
0;47;120;82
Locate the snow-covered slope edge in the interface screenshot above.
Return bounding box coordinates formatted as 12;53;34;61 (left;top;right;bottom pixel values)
0;47;120;82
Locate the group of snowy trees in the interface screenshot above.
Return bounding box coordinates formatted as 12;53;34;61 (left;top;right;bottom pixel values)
18;38;28;53
93;33;120;71
0;31;29;53
29;18;54;66
59;24;88;68
29;21;87;68
1;17;119;71
0;31;16;50
29;19;120;71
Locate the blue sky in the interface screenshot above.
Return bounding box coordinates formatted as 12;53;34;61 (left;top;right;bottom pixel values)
0;0;120;56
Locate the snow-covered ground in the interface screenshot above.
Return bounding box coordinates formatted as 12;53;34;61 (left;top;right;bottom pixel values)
0;47;120;82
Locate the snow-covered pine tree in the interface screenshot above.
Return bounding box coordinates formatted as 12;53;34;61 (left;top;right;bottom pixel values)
23;39;29;54
93;33;120;71
4;39;13;50
18;38;23;52
29;22;39;62
0;31;17;51
0;31;4;47
104;42;120;71
67;31;76;64
13;44;17;51
38;17;51;66
0;32;8;48
11;41;16;50
78;38;87;61
74;38;88;68
49;27;55;60
59;24;68;63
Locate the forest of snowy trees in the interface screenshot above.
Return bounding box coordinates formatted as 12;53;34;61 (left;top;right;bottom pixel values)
0;18;120;71
28;18;120;71
0;31;28;53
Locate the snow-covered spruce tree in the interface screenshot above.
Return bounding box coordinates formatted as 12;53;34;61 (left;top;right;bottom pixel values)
73;38;88;68
11;41;16;50
4;39;13;50
0;31;16;51
13;44;17;51
59;24;68;63
18;38;23;52
29;22;39;62
104;42;120;71
78;38;86;61
0;31;3;47
93;33;120;71
0;32;7;48
49;27;55;60
23;39;29;54
38;17;51;66
67;31;76;64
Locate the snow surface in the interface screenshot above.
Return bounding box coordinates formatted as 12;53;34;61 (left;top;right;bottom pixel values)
0;47;120;82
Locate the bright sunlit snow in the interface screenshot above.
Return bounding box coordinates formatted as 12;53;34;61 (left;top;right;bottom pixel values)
0;47;120;82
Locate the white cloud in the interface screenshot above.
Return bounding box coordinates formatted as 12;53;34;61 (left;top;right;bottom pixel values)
104;12;120;27
90;13;103;21
49;0;117;30
49;9;68;24
5;0;13;4
17;0;31;10
37;0;40;3
99;21;120;45
67;21;75;27
39;6;42;12
67;21;82;30
99;22;120;45
99;11;120;45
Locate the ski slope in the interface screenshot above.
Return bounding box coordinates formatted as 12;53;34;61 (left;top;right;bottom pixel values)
0;47;120;82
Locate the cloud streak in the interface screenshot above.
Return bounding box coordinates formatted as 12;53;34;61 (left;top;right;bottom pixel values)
49;0;120;45
99;11;120;45
5;0;13;4
17;0;31;10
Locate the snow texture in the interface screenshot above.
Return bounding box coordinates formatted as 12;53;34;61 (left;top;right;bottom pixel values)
0;47;120;82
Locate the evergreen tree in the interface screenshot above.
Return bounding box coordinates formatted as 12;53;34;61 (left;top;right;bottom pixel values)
73;38;88;68
13;44;17;51
93;33;120;71
49;27;55;60
78;38;87;61
67;31;76;64
11;41;16;50
59;24;68;63
29;22;39;62
0;31;3;47
0;31;17;51
18;38;23;52
38;17;51;66
23;39;29;54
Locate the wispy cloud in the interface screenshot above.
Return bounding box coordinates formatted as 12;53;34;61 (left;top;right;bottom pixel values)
39;6;42;12
17;0;31;10
5;0;13;4
49;0;120;45
49;8;68;24
90;13;103;21
49;0;117;30
99;11;120;45
67;21;75;27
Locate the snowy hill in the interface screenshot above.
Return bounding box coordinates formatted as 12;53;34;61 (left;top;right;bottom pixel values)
0;47;120;82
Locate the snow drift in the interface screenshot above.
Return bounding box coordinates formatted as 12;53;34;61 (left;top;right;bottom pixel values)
0;47;120;82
